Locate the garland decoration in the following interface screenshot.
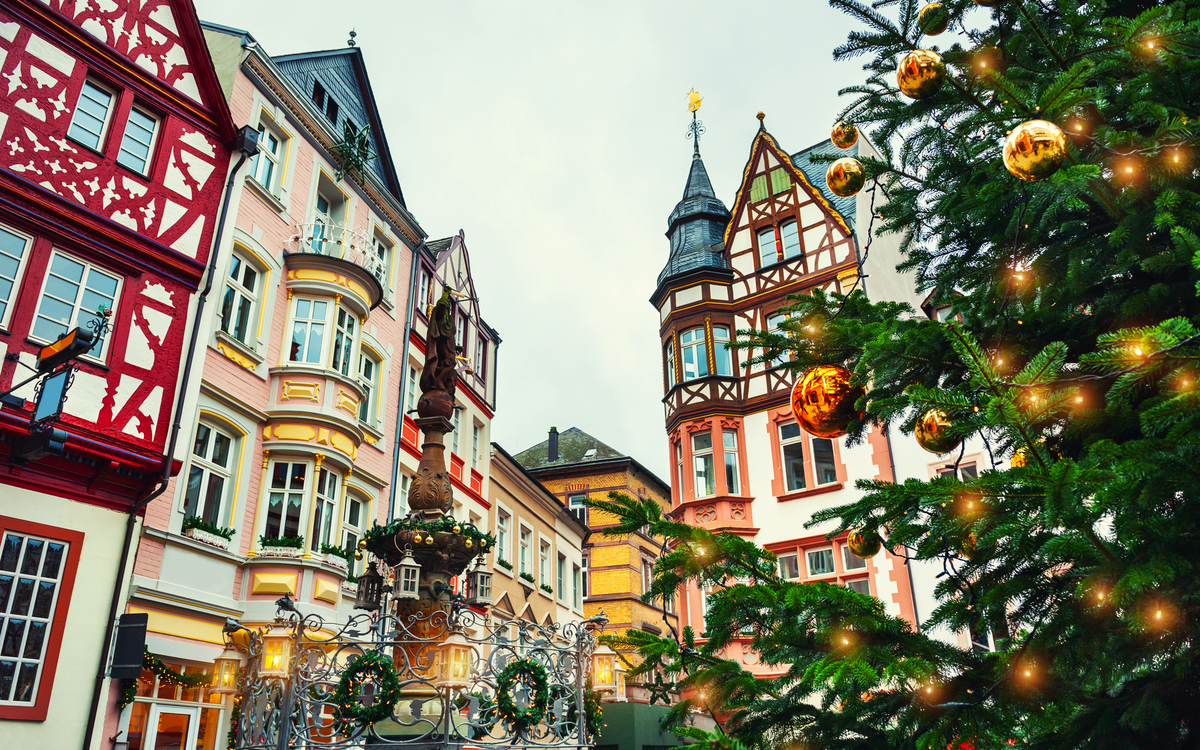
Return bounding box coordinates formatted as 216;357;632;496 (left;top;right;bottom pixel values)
117;648;211;709
362;516;496;553
332;651;403;732
495;658;550;732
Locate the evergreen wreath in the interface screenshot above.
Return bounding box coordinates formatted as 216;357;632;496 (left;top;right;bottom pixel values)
331;651;402;732
494;658;550;732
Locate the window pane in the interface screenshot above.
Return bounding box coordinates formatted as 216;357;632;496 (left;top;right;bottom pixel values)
778;554;799;580
781;221;800;258
846;579;870;595
692;432;712;452
0;536;23;571
783;442;805;492
758;228;776;265
780;422;802;442
807;549;834;575
812;438;837;484
694;453;714;497
843;546;867;570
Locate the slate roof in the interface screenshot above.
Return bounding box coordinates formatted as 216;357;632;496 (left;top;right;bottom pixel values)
791;139;856;235
425;237;453;256
656;151;732;288
272;48;405;206
513;427;624;470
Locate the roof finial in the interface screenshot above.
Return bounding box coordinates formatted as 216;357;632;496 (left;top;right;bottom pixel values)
756;111;765;130
686;89;705;156
347;29;357;47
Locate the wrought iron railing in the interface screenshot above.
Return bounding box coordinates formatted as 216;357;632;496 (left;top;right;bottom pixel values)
288;219;385;283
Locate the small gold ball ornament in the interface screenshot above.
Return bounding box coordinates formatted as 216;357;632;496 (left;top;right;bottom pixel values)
1003;119;1068;181
453;524;461;534
831;121;859;149
358;540;367;550
897;49;946;99
412;533;422;544
354;551;363;561
465;538;473;549
917;3;950;36
846;528;882;559
790;365;865;439
826;158;866;197
914;409;962;454
426;534;435;545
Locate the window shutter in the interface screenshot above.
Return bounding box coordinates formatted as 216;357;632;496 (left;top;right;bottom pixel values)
109;613;148;678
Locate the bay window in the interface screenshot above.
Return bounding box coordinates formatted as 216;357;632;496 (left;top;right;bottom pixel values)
311;468;340;552
219;250;260;346
32;251;120;360
723;430;740;495
665;340;676;386
712;326;733;375
680;327;708;381
289;298;328;364
182;422;235;527
674;444;683;503
343;495;367;576
692;431;714;498
264;462;306;542
780;423;806;492
330;308;357;376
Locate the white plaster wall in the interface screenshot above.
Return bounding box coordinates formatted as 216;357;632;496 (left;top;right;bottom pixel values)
0;486;136;749
157;544;238;600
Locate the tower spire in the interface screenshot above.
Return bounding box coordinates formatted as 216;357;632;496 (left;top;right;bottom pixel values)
686;89;705;156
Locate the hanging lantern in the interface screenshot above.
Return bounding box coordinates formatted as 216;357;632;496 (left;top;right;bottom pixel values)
593;644;618;694
436;630;475;689
260;622;293;679
210;643;242;696
915;408;962;454
396;548;421;600
790;365;865;439
896;49;946;99
1003;119;1068;181
613;658;629;703
354;561;384;611
465;558;493;606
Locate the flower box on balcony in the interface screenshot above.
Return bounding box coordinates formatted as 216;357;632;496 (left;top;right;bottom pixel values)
323;553;348;572
258;534;305;559
183;527;232;551
259;545;304;559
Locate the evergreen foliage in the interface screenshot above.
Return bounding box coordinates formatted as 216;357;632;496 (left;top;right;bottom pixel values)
606;1;1200;747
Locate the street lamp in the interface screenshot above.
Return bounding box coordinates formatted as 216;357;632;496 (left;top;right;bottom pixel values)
211;643;242;696
396;548;421;600
354;561;384;611
614;658;628;702
436;630;474;689
592;643;617;694
260;622;293;679
465;557;493;606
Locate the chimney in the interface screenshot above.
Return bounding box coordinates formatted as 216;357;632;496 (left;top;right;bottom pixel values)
548;427;559;463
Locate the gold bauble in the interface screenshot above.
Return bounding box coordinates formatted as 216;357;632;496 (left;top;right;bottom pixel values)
790;365;865;439
426;535;435;545
831;121;859;149
453;524;461;534
846;528;882;559
826;158;866;198
412;533;422;544
897;49;946;99
917;3;950;35
358;539;367;549
465;538;473;549
914;408;962;455
1003;119;1067;181
354;551;363;561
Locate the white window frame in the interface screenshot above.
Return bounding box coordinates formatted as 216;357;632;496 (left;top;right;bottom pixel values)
67;79;116;152
181;421;237;529
518;523;533;577
572;562;582;610
471;423;481;471
780;219;801;260
712;325;733;376
556;552;567;602
766;312;788;367
757;226;777;267
778;552;800;580
396;474;410;517
342;492;368;576
115;105;160;176
845;578;871;596
31;250;122;362
495;505;513;573
664;340;676;386
262;460;308;544
722;429;740;496
680;327;708;381
567;495;587;526
218;248;262;348
692;430;715;499
372;232;392;288
449;408;461;457
330;307;358;377
288;297;330;365
358;349;380;425
417;271;430;316
780;422;806;493
842;544;867;571
250;122;283;193
810;435;838;486
310;467;340;553
405;364;419;413
806;547;836;578
539;535;551;589
0;223;34;330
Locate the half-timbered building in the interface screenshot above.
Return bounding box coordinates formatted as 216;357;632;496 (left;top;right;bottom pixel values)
0;0;236;745
652;116;928;680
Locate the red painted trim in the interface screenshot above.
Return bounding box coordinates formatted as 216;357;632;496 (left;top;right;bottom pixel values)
0;516;85;721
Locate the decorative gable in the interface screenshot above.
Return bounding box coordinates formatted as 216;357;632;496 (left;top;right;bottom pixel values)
43;0;204;101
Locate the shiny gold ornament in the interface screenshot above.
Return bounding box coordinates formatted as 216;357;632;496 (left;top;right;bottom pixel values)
452;524;461;534
917;3;950;35
914;409;962;454
790;365;865;438
465;538;473;549
1003;119;1068;181
826;158;866;197
846;528;882;559
897;49;946;99
354;551;363;561
959;532;994;561
412;533;423;544
358;539;368;549
426;534;435;545
831;121;859;149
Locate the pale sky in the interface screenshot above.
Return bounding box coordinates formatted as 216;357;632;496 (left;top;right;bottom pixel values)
194;0;871;480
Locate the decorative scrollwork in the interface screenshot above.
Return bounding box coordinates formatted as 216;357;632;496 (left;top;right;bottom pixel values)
695;505;718;524
730;503;746;520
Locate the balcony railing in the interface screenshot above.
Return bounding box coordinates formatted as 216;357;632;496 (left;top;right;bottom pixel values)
288;219;385;282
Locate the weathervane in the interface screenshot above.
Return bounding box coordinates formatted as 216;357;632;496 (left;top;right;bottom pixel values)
686;88;705;155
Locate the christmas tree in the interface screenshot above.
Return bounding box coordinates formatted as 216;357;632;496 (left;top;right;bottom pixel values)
589;1;1200;748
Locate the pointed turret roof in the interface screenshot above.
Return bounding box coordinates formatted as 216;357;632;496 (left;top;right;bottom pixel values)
657;148;731;288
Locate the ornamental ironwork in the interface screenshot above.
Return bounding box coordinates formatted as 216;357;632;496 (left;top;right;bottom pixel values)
231;597;604;750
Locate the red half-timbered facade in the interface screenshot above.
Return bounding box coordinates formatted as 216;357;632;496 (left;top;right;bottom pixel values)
0;0;234;743
652;120;920;679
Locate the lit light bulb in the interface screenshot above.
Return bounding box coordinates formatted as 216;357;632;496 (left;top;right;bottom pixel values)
1097;591;1105;600
842;637;849;645
1024;669;1031;677
1156;609;1162;619
996;359;1004;366
1076;396;1084;403
1134;347;1144;356
1147;40;1155;48
1076;124;1084;131
925;686;933;694
1126;166;1134;173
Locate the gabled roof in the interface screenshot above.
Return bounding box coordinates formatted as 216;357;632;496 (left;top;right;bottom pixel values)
658;150;731;288
513;427;624;469
271;47;405;206
791;140;856;234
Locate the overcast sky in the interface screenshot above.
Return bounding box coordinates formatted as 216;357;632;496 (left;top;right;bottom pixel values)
194;0;873;479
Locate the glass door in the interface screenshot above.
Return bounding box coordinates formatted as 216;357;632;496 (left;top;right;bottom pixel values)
126;704;199;750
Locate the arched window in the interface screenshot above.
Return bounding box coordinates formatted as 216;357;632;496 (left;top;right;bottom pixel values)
680;327;708;381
